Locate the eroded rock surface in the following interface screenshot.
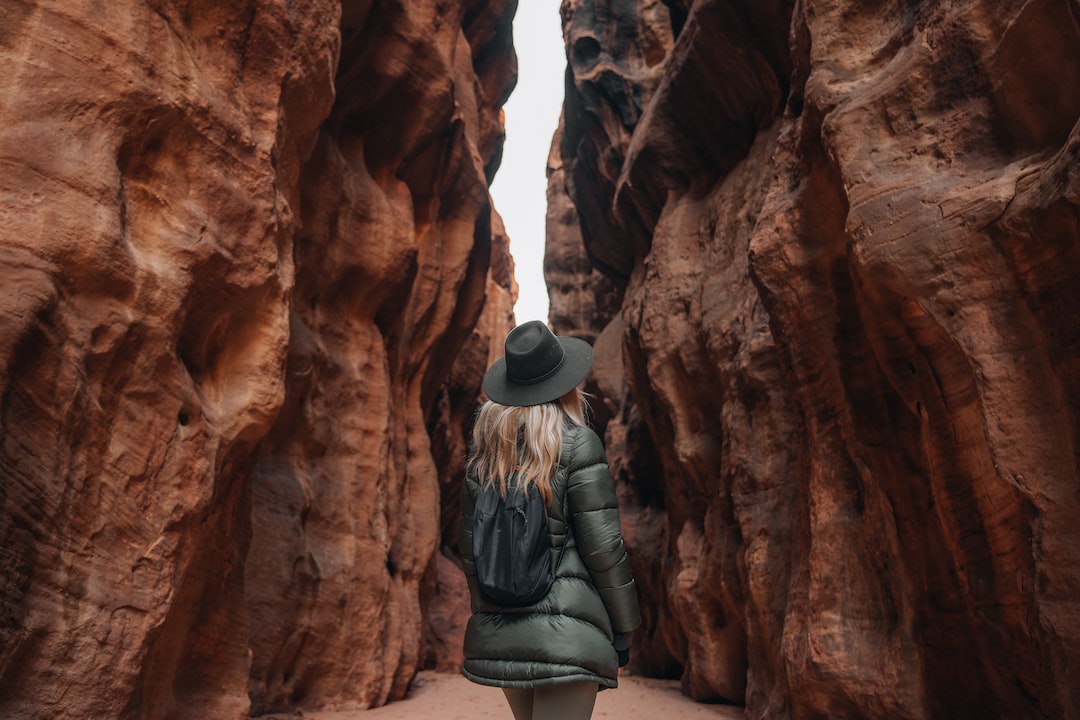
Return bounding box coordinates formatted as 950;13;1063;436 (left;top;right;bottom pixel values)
550;0;1080;717
0;1;514;718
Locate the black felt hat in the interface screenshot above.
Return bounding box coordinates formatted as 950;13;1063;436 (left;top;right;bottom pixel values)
482;321;593;407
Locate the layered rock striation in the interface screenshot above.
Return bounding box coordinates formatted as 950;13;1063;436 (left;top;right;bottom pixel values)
550;0;1080;717
0;1;514;718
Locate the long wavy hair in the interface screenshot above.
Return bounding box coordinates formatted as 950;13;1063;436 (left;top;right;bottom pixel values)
468;387;590;506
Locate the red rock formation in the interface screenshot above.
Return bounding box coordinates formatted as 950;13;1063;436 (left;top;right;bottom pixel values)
550;0;1080;717
0;1;514;718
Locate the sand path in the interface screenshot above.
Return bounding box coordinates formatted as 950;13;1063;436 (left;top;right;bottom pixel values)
263;671;745;719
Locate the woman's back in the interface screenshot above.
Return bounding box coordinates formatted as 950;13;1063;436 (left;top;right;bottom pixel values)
460;320;641;720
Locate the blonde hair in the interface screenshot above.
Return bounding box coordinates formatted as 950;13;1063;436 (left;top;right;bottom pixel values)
469;388;590;506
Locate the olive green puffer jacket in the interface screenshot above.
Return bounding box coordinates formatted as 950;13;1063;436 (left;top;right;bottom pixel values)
459;423;642;689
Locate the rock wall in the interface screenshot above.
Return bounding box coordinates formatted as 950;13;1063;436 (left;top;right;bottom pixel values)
549;0;1080;718
0;1;514;718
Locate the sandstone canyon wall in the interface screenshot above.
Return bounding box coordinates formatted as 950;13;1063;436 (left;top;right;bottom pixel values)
549;0;1080;718
0;1;515;718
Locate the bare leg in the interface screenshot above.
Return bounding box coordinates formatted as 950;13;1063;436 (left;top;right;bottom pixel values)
503;687;534;720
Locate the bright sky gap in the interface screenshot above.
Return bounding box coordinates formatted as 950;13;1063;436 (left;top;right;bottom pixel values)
490;1;565;325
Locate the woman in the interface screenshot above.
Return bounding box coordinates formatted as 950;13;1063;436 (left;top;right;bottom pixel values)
459;320;642;720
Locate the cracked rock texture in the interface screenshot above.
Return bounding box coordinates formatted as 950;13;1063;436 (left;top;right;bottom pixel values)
550;0;1080;718
0;1;514;718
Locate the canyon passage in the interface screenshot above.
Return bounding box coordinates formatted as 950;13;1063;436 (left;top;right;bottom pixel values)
2;1;1079;719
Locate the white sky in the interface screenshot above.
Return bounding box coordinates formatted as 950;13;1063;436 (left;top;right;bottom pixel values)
490;1;565;325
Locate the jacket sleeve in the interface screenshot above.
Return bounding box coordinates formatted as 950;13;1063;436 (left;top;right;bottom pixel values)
565;426;642;634
458;477;482;613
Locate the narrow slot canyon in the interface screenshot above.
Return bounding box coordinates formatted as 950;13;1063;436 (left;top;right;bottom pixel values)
1;1;1078;719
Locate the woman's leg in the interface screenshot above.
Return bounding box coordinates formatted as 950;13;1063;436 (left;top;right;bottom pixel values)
532;682;599;720
502;687;534;720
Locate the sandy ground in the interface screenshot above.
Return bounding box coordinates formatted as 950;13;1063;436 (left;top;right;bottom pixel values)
263;671;745;720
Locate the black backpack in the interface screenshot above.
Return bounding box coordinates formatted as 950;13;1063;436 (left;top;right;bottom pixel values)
472;474;563;606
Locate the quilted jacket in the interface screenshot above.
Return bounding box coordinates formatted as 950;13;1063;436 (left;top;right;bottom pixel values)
459;423;642;689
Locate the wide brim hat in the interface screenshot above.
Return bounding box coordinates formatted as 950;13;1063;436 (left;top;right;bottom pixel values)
482;320;593;407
